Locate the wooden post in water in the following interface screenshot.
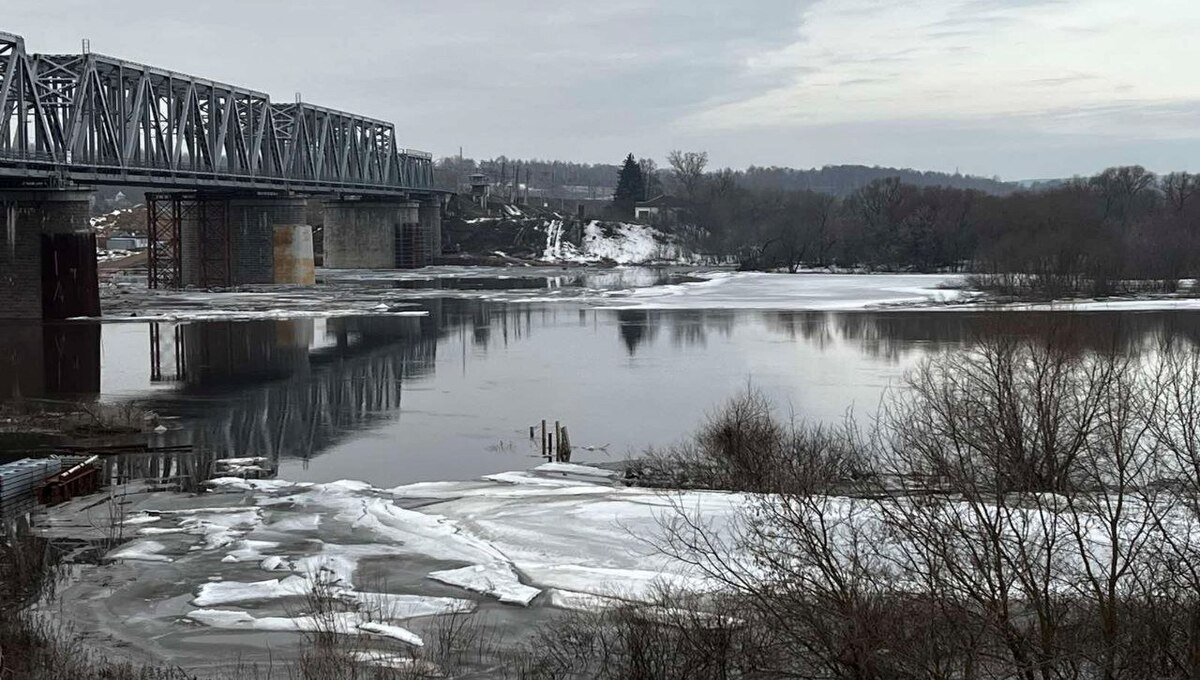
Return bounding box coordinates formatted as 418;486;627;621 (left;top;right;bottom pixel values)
541;420;547;459
529;426;535;440
560;427;572;462
554;421;561;460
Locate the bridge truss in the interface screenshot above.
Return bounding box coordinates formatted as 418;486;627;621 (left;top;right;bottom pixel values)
0;32;433;195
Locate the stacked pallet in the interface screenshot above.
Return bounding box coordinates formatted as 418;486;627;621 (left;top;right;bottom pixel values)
0;458;64;517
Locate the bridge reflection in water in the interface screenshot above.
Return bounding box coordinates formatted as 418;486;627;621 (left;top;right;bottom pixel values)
0;323;101;400
0;298;552;487
145;309;445;468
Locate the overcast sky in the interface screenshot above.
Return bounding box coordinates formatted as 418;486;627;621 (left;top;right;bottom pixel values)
9;0;1199;180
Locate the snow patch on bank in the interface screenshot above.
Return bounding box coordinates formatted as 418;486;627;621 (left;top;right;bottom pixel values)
543;221;686;264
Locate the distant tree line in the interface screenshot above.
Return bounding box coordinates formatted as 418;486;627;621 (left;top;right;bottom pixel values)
735;163;1014;196
435;154;1017;202
682;162;1200;297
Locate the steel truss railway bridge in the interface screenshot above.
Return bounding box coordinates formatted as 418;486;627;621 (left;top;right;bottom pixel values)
0;30;444;320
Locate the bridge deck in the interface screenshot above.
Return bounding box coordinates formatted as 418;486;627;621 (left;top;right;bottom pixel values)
0;155;435;197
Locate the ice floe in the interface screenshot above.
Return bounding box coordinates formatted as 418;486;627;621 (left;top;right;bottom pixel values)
186;609;424;646
107;539;173;563
336;592;475;619
192;576;311;606
427;564;541;606
220;539;281;563
603;271;967;311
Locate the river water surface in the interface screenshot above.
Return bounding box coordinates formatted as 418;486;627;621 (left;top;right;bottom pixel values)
5;268;1200;487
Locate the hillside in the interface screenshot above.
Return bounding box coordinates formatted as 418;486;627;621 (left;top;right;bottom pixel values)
436;157;1016;199
734;165;1015;196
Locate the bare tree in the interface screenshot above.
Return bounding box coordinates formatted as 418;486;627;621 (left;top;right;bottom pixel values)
638;157;662;201
1091;166;1156;222
1162;172;1198;214
667;150;709;202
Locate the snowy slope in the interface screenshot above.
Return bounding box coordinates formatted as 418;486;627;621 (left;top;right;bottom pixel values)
543;220;687;264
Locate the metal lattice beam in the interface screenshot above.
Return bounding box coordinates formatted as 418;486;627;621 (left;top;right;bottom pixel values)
147;193;183;289
0;32;434;196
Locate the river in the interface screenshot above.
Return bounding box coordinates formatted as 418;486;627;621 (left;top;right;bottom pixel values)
4;267;1200;487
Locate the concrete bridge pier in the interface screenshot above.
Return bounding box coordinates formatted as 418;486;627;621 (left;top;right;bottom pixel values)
0;188;99;320
178;196;315;287
419;198;442;262
323;199;427;269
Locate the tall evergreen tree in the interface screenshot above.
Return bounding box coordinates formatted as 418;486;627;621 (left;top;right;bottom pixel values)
613;153;645;216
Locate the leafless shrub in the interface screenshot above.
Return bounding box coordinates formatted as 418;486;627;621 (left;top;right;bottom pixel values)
427;608;505;676
886;331;1133;494
633;387;865;494
502;590;758;680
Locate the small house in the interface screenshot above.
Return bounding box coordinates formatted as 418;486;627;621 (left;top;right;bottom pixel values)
634;195;687;225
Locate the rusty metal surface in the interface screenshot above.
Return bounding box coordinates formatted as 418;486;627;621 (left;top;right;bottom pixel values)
272;225;315;284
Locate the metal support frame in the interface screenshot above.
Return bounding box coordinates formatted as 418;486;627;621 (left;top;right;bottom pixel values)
147;192;184;289
396;222;424;269
0;31;434;195
197;199;230;288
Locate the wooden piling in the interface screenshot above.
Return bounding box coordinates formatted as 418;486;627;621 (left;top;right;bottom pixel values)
559;427;572;462
541;420;547;458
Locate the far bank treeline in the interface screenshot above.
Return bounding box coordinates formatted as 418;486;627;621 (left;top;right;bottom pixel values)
659;158;1200;299
696;166;1190;275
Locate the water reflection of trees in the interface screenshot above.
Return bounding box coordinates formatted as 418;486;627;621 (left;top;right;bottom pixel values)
765;311;1200;361
615;310;737;355
605;308;1200;360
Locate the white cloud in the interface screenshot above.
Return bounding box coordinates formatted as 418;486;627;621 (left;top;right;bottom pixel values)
682;0;1200;138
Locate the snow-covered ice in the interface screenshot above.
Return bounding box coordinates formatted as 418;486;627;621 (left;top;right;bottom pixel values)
74;457;1190;677
186;609;424;646
603;271;966;310
197;467;739;609
337;592;475;619
427;565;542;606
220;539;281;563
533;462;620;479
357;622;425;647
107;539;173;563
192;576;310;606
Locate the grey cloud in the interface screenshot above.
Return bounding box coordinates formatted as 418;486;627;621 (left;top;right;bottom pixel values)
5;0;1198;178
8;0;810;162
